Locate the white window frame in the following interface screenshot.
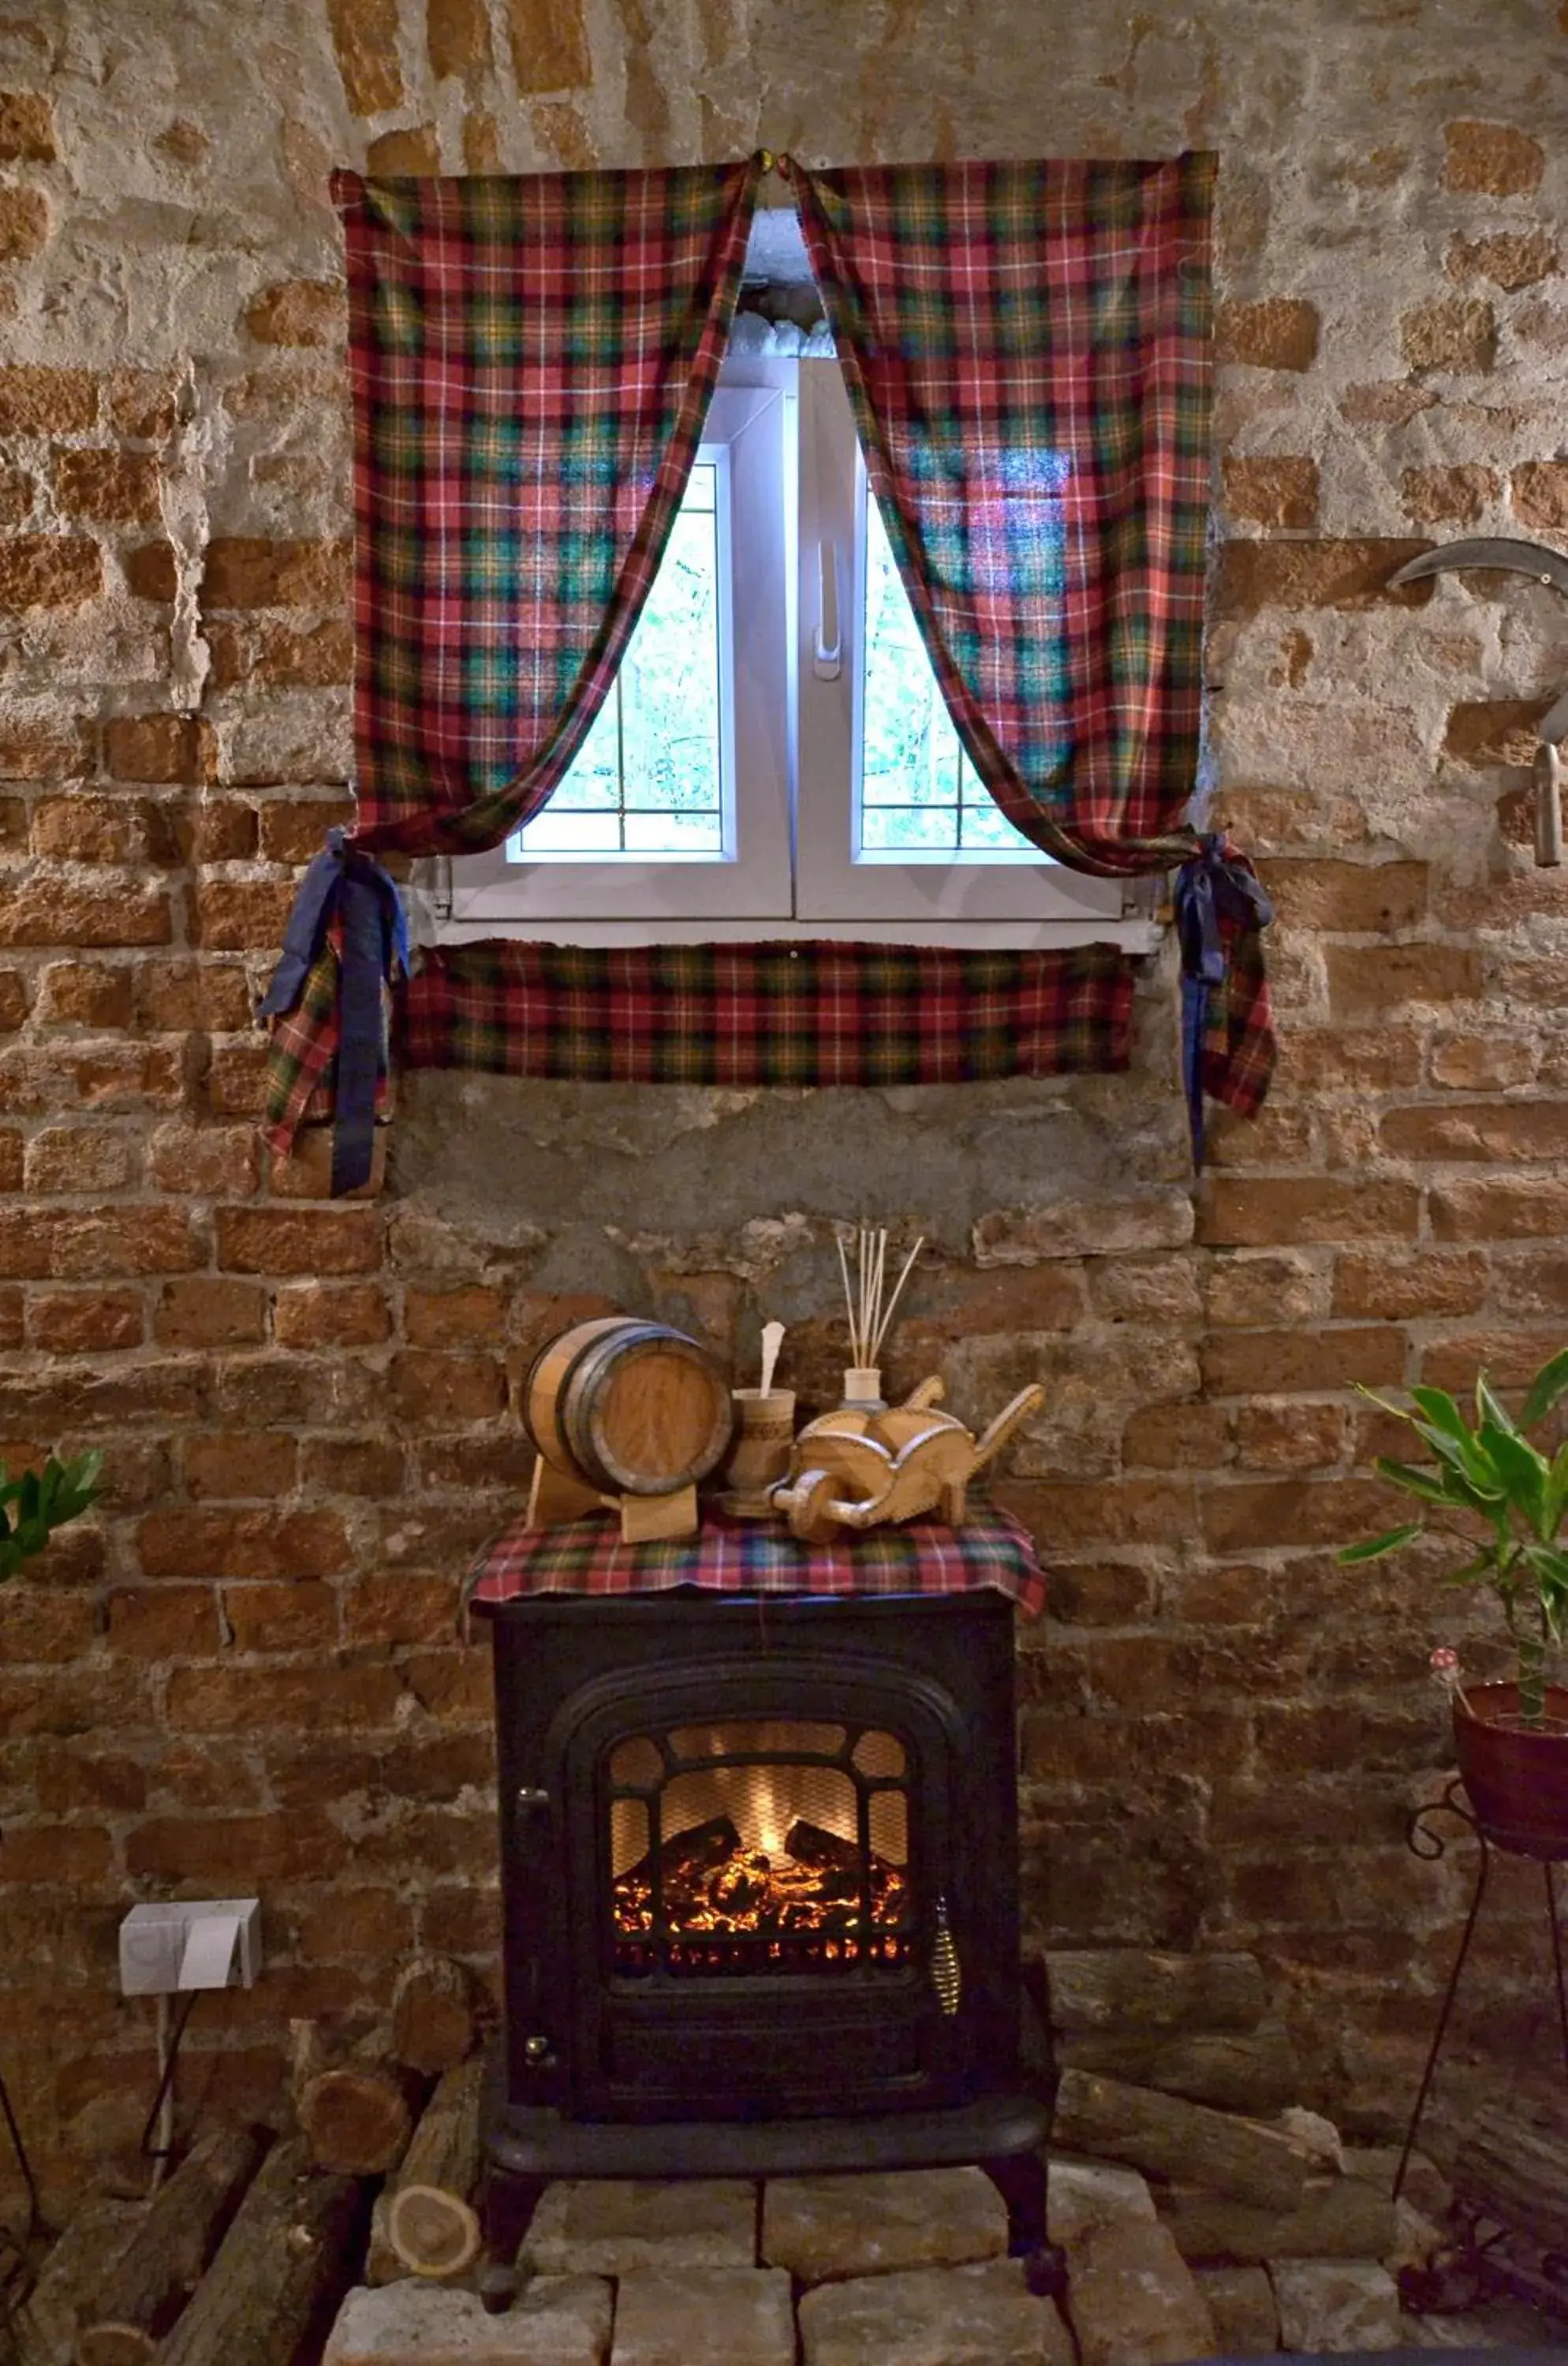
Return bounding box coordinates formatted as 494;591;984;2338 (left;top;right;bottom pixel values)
424;352;1160;953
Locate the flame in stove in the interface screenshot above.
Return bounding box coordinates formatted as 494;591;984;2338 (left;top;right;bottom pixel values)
614;1812;911;1975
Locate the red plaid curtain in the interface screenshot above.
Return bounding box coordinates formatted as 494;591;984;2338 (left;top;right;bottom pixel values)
339;160;761;855
784;154;1274;1134
263;161;760;1182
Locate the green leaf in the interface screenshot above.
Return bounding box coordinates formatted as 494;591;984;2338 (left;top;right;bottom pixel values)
1374;1457;1460;1506
0;1446;102;1584
1523;1543;1568;1640
1337;1523;1425;1565
1523;1348;1568;1430
1354;1384;1421;1427
1477;1375;1517;1437
1411;1387;1474;1446
1479;1420;1551;1531
1417;1427;1505;1500
1547;1441;1568;1537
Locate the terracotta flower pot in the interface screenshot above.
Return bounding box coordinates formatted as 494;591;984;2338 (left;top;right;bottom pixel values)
1454;1682;1568;1857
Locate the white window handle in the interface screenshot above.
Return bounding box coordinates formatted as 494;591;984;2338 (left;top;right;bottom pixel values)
813;539;842;680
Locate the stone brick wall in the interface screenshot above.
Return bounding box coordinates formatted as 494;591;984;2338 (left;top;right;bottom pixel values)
2;0;1566;2213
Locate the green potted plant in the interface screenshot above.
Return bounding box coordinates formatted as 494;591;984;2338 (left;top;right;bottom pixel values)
0;1451;102;1582
1339;1349;1568;1851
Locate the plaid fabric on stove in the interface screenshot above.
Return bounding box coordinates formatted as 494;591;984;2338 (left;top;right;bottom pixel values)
331;160;760;856
465;1502;1047;1623
784;152;1274;1133
398;937;1135;1085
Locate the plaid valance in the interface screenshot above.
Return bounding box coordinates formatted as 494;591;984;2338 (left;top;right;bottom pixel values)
398;939;1134;1088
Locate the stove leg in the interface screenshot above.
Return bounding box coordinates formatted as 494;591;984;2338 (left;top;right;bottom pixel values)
478;2166;547;2314
981;2151;1067;2301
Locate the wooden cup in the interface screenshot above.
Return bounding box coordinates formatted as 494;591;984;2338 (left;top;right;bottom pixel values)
719;1387;797;1515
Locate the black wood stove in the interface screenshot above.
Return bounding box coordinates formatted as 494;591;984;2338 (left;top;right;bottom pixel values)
470;1584;1058;2302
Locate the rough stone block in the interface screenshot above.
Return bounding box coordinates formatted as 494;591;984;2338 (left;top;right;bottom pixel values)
1400;297;1496;373
1160;2174;1398;2263
762;2167;1006;2284
1268;2258;1402;2353
1215;298;1320;371
520;2180;756;2274
1443;119;1544;196
1194;2263;1279;2352
1062;2204;1218;2366
1052;2070;1307;2211
1045;1952;1267;2036
323;2275;613;2364
609;2269;793;2366
799;2259;1074;2366
1047;2157;1159;2241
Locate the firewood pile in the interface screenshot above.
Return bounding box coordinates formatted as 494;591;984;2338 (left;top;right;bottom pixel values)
3;1955;489;2366
1408;2094;1568;2318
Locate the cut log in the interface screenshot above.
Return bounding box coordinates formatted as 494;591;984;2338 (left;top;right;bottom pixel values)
388;1957;477;2079
155;2136;362;2366
367;2059;484;2286
1055;2018;1301;2115
291;2018;416;2178
1454;2102;1568;2256
73;2126;263;2366
14;2199;141;2366
296;2069;411;2178
386;2060;484;2280
1051;2067;1309;2211
1045;1950;1267;2036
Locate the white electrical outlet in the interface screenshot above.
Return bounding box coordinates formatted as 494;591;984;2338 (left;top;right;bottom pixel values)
119;1900;262;1996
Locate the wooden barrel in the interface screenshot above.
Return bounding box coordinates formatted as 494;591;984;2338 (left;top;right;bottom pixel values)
523;1318;734;1497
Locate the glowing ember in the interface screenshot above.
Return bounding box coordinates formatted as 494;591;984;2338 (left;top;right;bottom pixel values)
614;1814;912;1976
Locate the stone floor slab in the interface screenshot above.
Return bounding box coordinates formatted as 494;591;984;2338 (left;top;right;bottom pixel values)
1194;2263;1279;2354
323;2278;613;2366
1269;2258;1403;2353
1048;2155;1159;2241
762;2166;1006;2284
608;2268;794;2366
798;2259;1074;2366
1062;2211;1218;2366
520;2179;756;2274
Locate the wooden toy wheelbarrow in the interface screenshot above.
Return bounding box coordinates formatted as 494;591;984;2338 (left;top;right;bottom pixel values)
769;1376;1045;1544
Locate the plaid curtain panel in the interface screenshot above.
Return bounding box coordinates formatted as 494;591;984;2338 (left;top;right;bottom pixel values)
785;152;1274;1129
334;159;760;855
264;161;759;1170
398;939;1134;1087
784;154;1215;875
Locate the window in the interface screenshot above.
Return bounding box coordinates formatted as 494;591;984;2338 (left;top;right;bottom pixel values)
427;348;1155;953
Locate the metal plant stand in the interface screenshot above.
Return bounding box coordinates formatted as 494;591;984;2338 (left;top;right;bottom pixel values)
1396;1779;1568;2316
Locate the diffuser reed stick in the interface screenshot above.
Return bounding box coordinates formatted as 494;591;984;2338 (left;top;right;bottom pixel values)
835;1224;924;1401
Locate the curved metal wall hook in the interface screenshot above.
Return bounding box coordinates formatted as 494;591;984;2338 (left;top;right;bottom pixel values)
1390;536;1568;868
